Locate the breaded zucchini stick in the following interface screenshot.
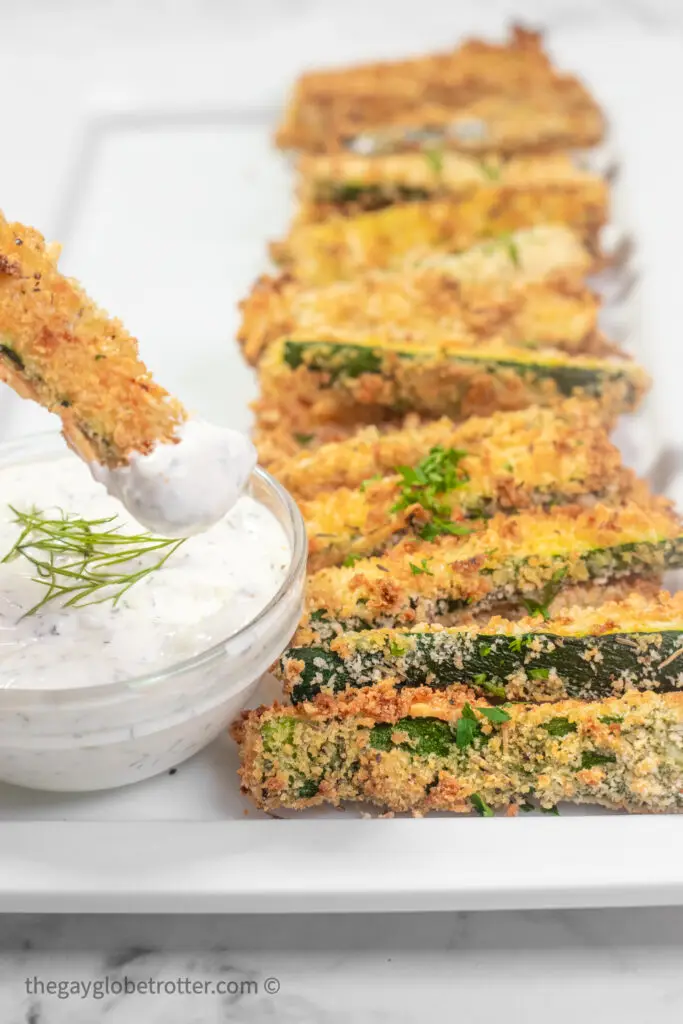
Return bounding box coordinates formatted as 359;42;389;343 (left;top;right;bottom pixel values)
301;416;639;571
258;336;649;425
241;224;596;365
280;591;683;704
271;186;607;285
267;400;618;501
0;213;186;466
234;690;683;815
241;272;603;368
275;25;604;157
300;500;683;639
295;152;607;222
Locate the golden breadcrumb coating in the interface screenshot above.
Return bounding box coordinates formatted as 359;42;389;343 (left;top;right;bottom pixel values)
295;152;608;223
258;336;649;426
267;400;617;500
271;185;608;285
300;410;640;571
240;224;595;365
279;591;683;705
300;499;682;637
276;25;605;156
0;213;186;465
234;691;683;815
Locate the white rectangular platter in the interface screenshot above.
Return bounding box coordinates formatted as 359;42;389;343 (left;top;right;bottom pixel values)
2;2;683;912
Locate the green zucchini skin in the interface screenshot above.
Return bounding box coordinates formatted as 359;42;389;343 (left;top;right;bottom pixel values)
282;339;641;404
306;537;683;641
316;182;432;210
283;628;683;704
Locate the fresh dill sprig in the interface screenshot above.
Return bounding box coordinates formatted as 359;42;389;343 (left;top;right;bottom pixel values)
392;445;472;541
2;506;186;616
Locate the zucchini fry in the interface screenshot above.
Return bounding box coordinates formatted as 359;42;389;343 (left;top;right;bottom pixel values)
280;591;683;704
301;499;683;638
234;690;683;815
259;336;648;425
0;213;186;466
302;413;636;571
240;265;603;367
296;152;607;222
268;401;618;501
275;25;604;157
271;186;607;285
241;224;596;365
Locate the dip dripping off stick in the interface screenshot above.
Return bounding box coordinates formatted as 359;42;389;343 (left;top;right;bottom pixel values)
0;212;188;467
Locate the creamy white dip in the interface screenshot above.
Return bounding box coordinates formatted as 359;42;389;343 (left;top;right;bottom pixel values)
0;452;290;689
90;419;257;537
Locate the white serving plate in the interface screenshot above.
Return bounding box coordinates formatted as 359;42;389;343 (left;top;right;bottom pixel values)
2;6;683;912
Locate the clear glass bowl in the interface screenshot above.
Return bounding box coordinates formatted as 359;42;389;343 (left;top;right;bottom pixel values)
0;433;307;791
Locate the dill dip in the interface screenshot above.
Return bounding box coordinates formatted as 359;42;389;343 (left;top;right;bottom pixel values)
90;419;257;538
0;450;291;690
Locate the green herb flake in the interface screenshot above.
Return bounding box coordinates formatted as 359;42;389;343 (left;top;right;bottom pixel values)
392;446;473;542
478;159;501;181
343;552;364;568
543;717;577;738
479;706;511;724
424;147;445;175
521;568;567;621
359;473;383;493
470;793;494;817
479;643;492;657
409;558;434;576
294;432;315;446
388;638;407;658
455;702;481;749
598;715;624;725
529;667;550;681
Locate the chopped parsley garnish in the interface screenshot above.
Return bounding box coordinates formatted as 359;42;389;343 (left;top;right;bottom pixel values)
479;643;492;656
529;667;550;680
455;702;508;748
294;432;315;446
478;159;500;181
359;473;383;493
470;793;494;817
424;147;445;175
455;702;480;749
479;706;511;724
521;568;567;621
598;715;623;725
388;638;407;657
409;558;434;576
342;552;364;568
392;445;471;541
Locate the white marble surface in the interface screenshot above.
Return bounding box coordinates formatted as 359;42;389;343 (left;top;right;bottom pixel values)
4;908;683;1023
3;0;683;1020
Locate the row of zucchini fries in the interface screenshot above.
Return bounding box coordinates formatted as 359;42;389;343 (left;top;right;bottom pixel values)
233;25;683;818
